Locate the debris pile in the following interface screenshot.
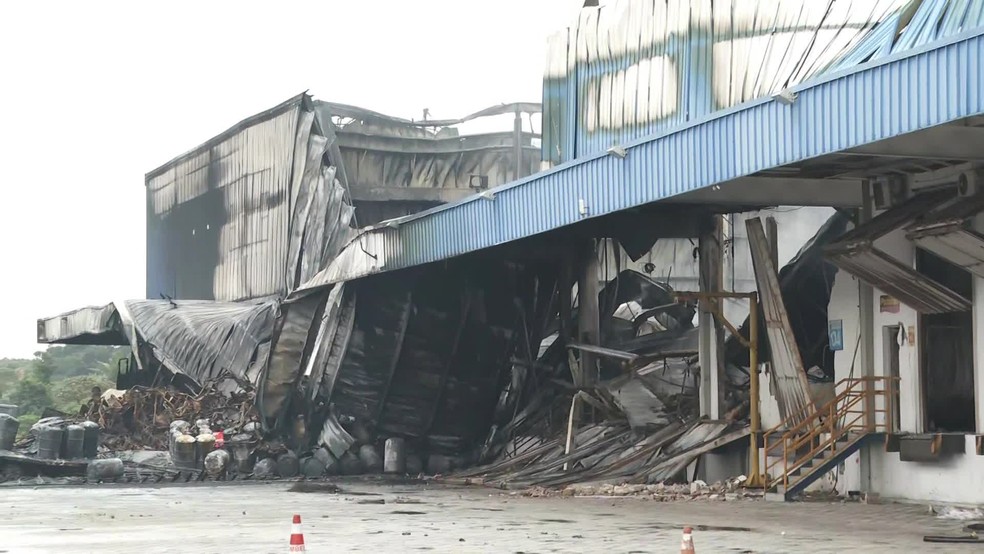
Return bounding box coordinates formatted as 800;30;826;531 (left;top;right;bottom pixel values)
450;417;749;491
521;475;756;501
91;383;257;452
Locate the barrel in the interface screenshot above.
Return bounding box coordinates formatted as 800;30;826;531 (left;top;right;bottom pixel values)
276;451;300;478
37;426;63;459
81;421;100;458
196;434;216;468
63;425;85;459
300;456;326;478
339;451;363;475
253;458;277;479
0;414;19;450
358;444;383;473
227;434;255;474
87;458;124;481
204;449;230;478
172;434;197;469
384;438;406;474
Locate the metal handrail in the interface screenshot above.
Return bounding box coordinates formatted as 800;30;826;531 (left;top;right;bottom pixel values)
761;376;898;490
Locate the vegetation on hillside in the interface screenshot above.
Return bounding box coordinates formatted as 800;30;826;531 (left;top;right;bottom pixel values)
0;345;129;435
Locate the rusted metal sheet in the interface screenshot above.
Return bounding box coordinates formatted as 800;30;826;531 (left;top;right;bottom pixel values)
747;218;814;426
826;190;972;313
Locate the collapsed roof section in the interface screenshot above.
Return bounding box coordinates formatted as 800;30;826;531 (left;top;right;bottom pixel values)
825;186;984;313
316;101;542;226
37;299;278;392
906;174;984;278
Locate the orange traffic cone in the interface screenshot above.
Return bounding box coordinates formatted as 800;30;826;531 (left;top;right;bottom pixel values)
680;526;695;553
289;514;306;552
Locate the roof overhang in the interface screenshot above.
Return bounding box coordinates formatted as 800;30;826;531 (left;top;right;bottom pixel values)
293;29;984;294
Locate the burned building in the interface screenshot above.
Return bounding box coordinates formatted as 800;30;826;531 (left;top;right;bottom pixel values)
35;0;984;506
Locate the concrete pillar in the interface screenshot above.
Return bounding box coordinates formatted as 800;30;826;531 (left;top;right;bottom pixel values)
577;239;601;387
973;214;984;433
858;181;875;492
698;216;724;419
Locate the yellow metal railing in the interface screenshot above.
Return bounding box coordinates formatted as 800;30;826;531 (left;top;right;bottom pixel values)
762;376;899;491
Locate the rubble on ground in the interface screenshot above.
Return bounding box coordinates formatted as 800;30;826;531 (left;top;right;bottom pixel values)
518;476;759;501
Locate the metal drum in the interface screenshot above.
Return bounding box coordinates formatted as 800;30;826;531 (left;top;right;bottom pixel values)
81;421;100;458
196;434;216;468
63;425;85;459
0;414;19;450
37;426;63;459
172;434;197;469
384;438;406;474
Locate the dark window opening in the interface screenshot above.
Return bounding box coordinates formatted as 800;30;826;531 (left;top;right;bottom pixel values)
917;249;976;433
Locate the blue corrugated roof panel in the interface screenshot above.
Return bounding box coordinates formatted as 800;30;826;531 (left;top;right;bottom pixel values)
297;28;984;291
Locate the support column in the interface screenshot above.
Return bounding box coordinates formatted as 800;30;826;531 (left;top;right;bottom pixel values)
699;216;724;419
858;181;875;492
577;239;601;388
973;213;984;433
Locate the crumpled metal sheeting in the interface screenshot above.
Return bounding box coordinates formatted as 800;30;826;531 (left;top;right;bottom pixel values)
326;280;414;437
36;303;128;345
256;294;324;431
124;299;277;388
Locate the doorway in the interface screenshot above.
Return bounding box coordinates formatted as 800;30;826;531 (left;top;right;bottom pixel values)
883;325;901;431
916;249;976;433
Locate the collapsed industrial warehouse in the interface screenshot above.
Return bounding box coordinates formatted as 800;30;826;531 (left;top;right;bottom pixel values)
5;0;984;516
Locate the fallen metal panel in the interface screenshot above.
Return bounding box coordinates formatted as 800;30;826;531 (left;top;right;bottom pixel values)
257;294;323;430
907;190;984;278
827;247;971;312
909;229;984;278
124;299;278;386
747;218;814;425
36;304;127;345
825;190;972;313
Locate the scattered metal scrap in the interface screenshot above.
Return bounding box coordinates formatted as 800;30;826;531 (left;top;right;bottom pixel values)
449;418;748;491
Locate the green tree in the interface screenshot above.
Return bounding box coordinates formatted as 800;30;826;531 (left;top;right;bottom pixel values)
7;374;52;415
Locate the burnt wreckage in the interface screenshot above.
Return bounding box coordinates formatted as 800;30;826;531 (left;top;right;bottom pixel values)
37;94;842;478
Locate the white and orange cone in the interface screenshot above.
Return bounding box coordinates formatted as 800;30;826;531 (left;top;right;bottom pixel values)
289;514;306;553
680;526;695;553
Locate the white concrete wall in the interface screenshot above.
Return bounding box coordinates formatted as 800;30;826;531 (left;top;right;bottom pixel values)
870;229;923;433
870;436;984;506
825;225;984;504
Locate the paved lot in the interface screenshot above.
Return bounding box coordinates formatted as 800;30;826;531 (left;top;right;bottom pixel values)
0;481;975;553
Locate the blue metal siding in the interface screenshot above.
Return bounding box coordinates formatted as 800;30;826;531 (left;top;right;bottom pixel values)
541;0;905;164
304;29;984;289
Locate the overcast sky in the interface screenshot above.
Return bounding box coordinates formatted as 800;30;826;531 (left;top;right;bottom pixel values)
0;0;586;358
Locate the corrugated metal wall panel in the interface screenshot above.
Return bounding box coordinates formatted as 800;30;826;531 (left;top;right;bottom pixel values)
293;28;984;292
146;104;301;301
542;0;905;164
